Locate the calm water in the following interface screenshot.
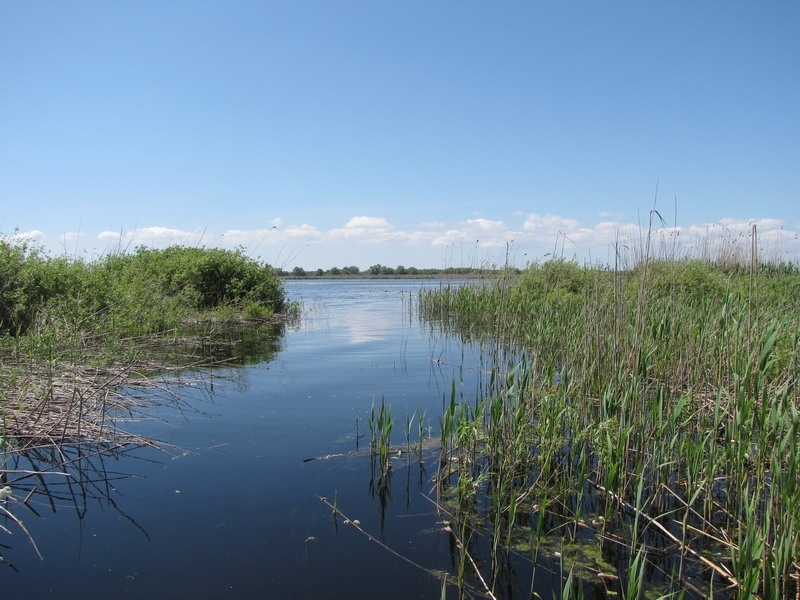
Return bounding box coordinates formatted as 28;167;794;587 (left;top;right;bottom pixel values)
4;279;542;599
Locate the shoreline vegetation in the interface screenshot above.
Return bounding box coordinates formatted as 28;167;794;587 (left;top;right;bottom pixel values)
0;241;494;468
415;251;800;597
1;240;294;445
0;240;295;557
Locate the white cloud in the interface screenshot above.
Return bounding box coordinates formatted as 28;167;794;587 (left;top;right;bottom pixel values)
327;216;422;244
2;229;45;244
221;228;281;246
346;216;392;230
717;217;783;231
331;216;395;238
431;219;514;248
26;212;800;268
670;218;797;262
96;226;209;250
522;213;581;234
284;224;324;240
467;218;505;231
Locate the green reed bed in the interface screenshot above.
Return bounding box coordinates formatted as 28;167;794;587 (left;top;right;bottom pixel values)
419;258;800;599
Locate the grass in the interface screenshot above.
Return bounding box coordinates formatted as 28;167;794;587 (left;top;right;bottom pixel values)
416;252;800;598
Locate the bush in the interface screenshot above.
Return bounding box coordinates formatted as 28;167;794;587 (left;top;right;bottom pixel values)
626;259;727;306
0;240;90;334
0;241;286;336
516;259;587;302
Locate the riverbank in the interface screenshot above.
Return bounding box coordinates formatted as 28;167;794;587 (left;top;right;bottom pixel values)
1;241;293;469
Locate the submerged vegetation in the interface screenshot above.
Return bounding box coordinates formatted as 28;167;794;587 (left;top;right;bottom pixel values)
416;255;800;598
0;239;292;562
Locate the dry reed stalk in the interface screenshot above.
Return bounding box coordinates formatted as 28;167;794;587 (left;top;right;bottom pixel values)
1;355;207;561
0;483;44;561
2;354;215;452
589;480;741;590
446;519;499;600
314;494;491;597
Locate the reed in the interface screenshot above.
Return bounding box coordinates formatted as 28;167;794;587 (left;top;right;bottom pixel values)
418;250;800;598
369;397;394;476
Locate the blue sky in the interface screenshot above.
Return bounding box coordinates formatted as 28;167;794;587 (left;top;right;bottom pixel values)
2;2;798;270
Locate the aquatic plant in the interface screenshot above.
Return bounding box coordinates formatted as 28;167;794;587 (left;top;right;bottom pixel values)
417;254;800;598
369;397;394;475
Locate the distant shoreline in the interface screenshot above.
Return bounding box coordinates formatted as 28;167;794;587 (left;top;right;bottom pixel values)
279;272;505;280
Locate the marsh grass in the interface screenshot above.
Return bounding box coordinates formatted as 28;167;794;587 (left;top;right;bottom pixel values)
418;250;800;598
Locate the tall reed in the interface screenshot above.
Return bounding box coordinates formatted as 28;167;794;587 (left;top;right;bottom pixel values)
418;254;800;598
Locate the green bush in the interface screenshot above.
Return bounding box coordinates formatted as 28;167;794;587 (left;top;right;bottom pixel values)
0;241;286;336
0;240;90;334
137;246;285;312
628;259;726;304
515;258;587;303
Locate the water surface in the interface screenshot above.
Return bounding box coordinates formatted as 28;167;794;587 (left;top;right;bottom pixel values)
3;279;505;599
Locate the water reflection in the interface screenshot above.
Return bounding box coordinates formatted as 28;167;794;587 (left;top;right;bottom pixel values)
288;280;424;344
1;321;289;572
179;319;290;366
1;442;150;571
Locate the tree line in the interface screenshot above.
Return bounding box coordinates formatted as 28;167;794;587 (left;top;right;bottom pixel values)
280;264;514;278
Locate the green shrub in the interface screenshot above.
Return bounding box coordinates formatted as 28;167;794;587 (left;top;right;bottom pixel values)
516;259;587;302
0;240;90;334
629;259;726;304
0;241;286;336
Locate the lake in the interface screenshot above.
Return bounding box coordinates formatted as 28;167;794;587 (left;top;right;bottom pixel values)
3;279;551;599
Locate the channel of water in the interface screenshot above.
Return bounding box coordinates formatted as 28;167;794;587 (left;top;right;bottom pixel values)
5;279;549;599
